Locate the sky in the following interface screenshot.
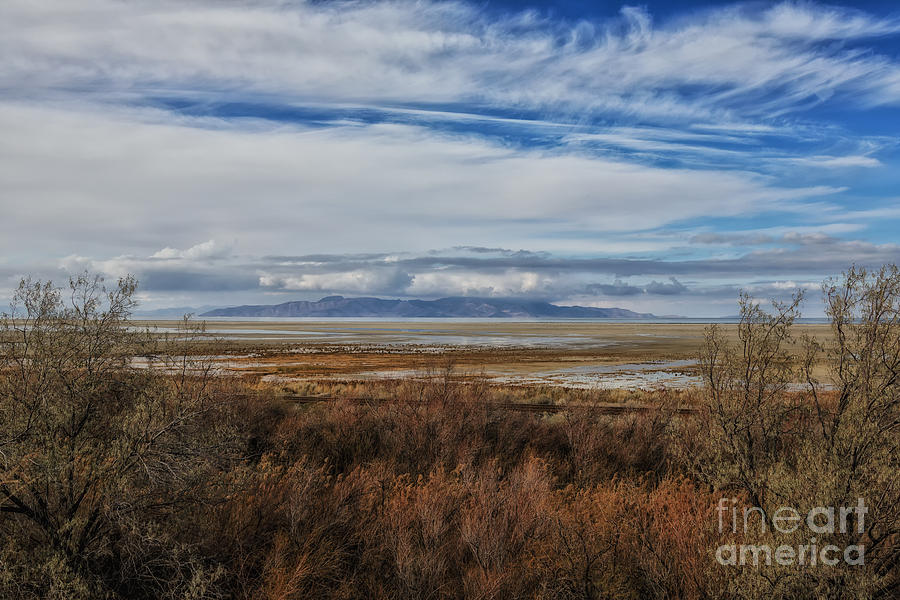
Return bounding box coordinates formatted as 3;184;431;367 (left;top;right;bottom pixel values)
3;0;900;317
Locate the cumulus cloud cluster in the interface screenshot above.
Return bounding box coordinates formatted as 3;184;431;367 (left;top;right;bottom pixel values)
29;236;899;316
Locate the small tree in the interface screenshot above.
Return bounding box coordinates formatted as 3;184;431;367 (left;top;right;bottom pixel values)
688;267;900;598
694;291;804;514
800;265;900;593
0;273;236;598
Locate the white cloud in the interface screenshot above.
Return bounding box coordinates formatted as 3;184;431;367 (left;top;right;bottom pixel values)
760;3;900;40
151;239;233;260
0;102;842;261
407;270;554;297
789;155;883;168
3;1;900;121
260;269;412;295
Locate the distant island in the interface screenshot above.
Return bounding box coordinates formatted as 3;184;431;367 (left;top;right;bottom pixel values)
200;296;656;319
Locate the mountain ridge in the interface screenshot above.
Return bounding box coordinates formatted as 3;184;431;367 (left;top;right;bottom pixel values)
200;296;656;319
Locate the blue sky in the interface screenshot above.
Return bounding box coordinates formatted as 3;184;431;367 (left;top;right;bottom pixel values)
2;0;900;316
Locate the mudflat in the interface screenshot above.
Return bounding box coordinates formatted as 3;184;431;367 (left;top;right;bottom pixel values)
137;320;834;389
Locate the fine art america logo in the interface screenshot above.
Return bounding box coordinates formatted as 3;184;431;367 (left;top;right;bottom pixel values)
715;498;867;567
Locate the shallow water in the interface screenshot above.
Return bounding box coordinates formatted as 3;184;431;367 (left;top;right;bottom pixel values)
327;359;701;390
141;324;614;348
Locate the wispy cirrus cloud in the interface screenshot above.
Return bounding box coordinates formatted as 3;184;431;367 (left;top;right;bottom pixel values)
4;0;900;121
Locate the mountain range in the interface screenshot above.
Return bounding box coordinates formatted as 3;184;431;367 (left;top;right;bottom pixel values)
200;296;656;319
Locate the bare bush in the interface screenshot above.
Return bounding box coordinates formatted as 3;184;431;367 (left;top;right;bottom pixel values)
0;274;240;598
684;267;900;598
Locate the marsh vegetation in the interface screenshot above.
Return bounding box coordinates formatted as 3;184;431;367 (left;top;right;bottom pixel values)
0;269;897;599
